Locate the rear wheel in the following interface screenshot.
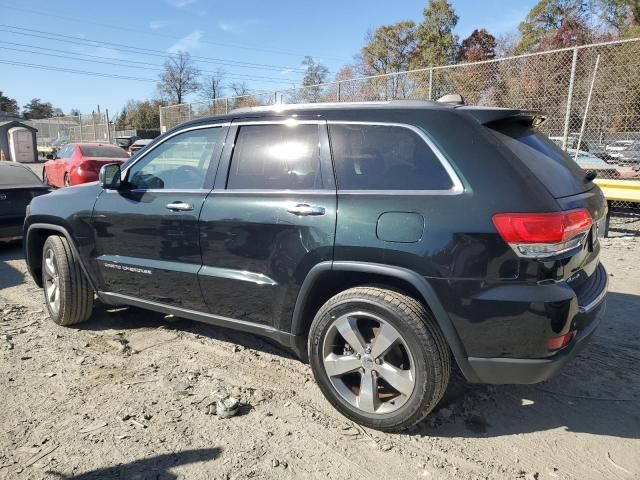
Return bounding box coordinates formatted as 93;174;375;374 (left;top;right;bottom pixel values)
42;235;94;326
308;287;450;432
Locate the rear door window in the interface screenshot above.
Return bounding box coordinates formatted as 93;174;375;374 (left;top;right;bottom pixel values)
227;124;322;190
329;124;454;191
489;124;592;198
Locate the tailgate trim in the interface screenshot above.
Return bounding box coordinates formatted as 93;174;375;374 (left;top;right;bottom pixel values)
578;263;608;314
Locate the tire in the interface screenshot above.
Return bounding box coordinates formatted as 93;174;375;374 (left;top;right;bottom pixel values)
41;235;94;326
64;173;71;187
308;287;450;432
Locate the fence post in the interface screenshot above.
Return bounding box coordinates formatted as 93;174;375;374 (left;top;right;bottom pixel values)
225;98;229;114
336;81;341;102
273;91;278;104
187;104;192;121
428;69;433;100
78;115;83;142
106;109;112;143
562;47;579;151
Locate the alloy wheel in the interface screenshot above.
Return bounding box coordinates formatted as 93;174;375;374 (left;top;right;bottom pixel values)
43;247;61;316
322;311;416;415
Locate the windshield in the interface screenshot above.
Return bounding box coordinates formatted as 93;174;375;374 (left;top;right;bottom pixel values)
80;145;129;158
0;165;41;185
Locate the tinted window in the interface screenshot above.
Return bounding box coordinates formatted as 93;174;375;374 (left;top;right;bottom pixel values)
329;124;453;190
490;125;591;198
80;145;129;158
227;124;322;190
127;127;222;190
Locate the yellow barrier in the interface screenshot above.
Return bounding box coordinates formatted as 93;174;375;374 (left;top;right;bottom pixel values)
594;179;640;203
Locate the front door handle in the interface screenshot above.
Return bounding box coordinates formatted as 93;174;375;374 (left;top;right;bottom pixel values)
287;204;326;216
165;201;193;212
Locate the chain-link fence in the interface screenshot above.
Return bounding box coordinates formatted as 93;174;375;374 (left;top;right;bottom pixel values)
27;113;136;151
160;38;640;211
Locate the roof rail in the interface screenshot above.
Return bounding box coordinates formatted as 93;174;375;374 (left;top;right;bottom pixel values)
230;99;440;114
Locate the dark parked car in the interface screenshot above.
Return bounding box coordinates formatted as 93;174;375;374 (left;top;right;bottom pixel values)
607;141;640;165
0;162;49;240
23;100;608;431
129;138;153;156
114;135;141;154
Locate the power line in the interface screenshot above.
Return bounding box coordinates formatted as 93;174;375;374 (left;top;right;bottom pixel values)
0;58;157;82
0;42;301;84
0;25;311;74
0;2;350;62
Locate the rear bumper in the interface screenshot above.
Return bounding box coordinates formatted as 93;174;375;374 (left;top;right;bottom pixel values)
465;266;608;384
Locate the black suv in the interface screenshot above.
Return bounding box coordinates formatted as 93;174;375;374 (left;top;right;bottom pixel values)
24;101;608;431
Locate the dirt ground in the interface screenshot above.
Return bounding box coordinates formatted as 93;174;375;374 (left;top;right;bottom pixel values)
1;167;639;479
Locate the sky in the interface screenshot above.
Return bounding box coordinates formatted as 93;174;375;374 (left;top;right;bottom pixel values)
1;0;539;115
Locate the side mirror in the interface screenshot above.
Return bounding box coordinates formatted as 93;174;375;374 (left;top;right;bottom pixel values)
46;154;54;160
99;163;122;190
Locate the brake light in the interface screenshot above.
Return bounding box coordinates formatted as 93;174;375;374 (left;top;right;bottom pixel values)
493;209;592;258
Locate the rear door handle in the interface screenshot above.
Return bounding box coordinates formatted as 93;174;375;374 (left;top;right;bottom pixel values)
165;201;193;212
287;204;326;216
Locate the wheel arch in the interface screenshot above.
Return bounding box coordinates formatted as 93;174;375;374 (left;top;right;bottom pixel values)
25;223;97;292
289;261;479;382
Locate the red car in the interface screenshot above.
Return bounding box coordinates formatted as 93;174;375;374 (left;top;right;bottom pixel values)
43;143;129;188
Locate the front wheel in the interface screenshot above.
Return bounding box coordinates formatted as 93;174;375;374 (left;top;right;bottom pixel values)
308;287;450;432
42;235;94;326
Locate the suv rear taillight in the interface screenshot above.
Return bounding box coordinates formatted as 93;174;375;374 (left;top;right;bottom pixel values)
492;209;593;258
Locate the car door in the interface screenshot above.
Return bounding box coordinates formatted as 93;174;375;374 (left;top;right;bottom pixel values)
90;124;227;310
198;119;337;329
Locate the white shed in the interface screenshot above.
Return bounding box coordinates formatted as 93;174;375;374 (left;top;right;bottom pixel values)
8;127;36;163
0;121;38;163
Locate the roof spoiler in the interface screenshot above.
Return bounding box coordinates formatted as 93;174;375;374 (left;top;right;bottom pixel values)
460;107;547;128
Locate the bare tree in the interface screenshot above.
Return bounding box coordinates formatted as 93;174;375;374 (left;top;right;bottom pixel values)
230;82;251;97
201;69;226;100
157;51;201;105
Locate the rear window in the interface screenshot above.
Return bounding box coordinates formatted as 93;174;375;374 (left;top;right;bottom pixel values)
489;124;592;198
329;124;453;191
80;145;129;158
0;165;41;185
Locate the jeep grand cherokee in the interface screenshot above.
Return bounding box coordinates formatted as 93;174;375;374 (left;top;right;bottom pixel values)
24;100;608;431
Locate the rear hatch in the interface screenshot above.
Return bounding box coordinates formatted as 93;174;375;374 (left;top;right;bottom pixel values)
476;110;607;301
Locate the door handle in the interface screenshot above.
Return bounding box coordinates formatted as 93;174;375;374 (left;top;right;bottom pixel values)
287;204;326;216
165;201;194;212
